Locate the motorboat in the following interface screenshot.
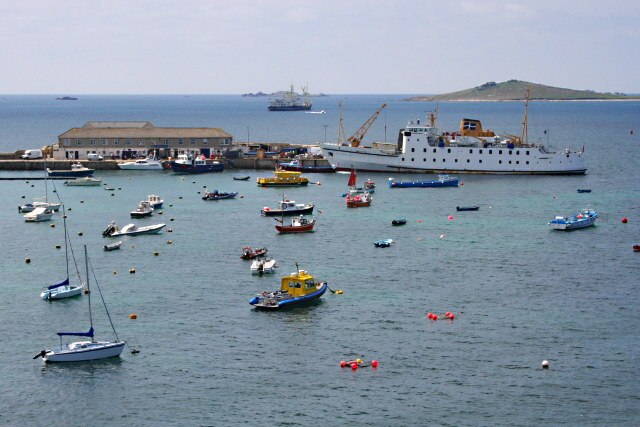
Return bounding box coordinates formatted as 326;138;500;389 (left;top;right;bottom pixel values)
388;174;459;188
19;199;61;213
256;170;309;187
202;190;238;200
117;157;163;170
374;239;394;248
103;241;122;251
250;258;278;275
64;177;102;186
130;201;154;218
233;176;251;181
240;247;268;260
345;192;372;208
278;160;336;173
549;209;599;231
146;194;164;209
47;163;94;177
170;153;223;174
261;198;314;216
577;189;592;193
33;246;125;363
103;221;166;237
41;278;84;301
275;215;316;234
456;206;480;211
24;207;53;222
249;267;327;310
392;218;407;226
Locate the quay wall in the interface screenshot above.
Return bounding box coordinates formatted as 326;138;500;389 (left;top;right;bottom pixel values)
0;158;331;171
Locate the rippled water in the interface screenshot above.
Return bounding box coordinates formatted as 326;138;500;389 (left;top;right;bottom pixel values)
0;97;639;426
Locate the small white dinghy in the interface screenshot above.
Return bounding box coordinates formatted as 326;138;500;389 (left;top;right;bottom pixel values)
103;241;122;251
250;258;278;275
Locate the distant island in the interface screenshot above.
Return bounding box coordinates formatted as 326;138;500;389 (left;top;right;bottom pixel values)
55;96;78;100
242;91;328;97
408;80;639;101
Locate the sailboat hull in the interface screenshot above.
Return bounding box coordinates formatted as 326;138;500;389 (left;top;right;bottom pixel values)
44;341;125;362
41;285;84;300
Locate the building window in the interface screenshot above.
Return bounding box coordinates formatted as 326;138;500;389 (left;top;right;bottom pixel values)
63;139;70;146
433;159;436;162
139;140;144;146
411;158;414;162
499;150;503;155
411;148;415;153
126;139;132;145
526;151;530;155
401;157;405;161
466;159;470;163
223;138;230;145
90;139;96;145
499;160;502;164
479;159;482;163
178;139;184;145
423;148;426;153
101;139;108;145
469;149;473;154
447;148;451;153
203;138;209;143
433;148;437;153
526;161;529;165
190;139;196;144
454;159;458;162
114;139;120;145
423;158;426;162
442;158;446;162
509;160;512;164
509;150;512;155
479;149;483;154
516;150;520;155
165;139;170;144
76;139;82;145
489;149;493;154
516;160;519;164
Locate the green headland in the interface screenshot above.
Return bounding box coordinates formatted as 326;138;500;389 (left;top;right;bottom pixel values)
409;80;639;101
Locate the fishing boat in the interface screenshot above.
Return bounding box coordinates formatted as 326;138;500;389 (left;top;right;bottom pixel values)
320;91;587;175
249;266;327;310
549;209;599;231
577;189;592;193
24;207;53;222
202;190;238;200
257;170;309;187
278;159;336;173
267;84;312;111
117;157;163;170
275;215;316;234
389;174;459;188
103;221;166;237
145;194;164;209
130;201;154;218
456;206;480;211
41;210;86;300
374;239;394;248
170;153;223;174
64;176;102;186
345;192;372;208
33;245;126;363
250;258;278;275
233;176;251;181
47;162;94;177
261;197;314;216
240;247;268;260
392;218;407;226
103;241;122;251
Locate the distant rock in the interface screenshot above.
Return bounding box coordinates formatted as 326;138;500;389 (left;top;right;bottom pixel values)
408;80;638;101
242;91;328;97
55;96;78;100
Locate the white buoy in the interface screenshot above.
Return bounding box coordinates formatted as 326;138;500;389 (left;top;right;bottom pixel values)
542;360;549;369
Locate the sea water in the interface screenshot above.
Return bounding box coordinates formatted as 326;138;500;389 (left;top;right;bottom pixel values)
0;96;639;426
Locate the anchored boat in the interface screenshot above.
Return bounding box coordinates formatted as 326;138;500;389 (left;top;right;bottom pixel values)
389;174;459;188
257;170;309;187
549;209;598;230
249;266;327;309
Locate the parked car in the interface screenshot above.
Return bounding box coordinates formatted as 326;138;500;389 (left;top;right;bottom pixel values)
87;153;104;160
21;149;43;159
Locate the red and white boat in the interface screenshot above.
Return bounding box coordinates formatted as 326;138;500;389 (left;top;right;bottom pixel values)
346;192;372;208
275;215;316;234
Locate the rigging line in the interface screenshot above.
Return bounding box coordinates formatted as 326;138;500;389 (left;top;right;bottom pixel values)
87;256;120;342
65;222;84;283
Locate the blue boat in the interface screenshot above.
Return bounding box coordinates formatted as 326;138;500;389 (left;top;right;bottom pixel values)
577;189;592;193
278;160;335;173
47;163;94;177
170;154;223;174
388;174;459;188
549;209;598;231
249;268;327;310
391;218;407;226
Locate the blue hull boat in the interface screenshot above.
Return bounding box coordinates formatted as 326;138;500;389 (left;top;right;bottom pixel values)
170;162;223;174
389;175;458;188
549;209;598;231
249;282;327;310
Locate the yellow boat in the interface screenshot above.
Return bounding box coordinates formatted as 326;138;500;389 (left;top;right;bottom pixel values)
256;170;309;187
249;267;327;309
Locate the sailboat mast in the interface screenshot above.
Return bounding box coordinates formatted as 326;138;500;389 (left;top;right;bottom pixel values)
63;206;69;279
521;87;530;145
84;245;93;331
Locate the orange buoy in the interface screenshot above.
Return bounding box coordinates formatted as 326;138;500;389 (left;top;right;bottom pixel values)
129;313;137;320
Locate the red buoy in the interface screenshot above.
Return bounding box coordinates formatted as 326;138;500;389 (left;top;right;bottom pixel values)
621;217;628;224
445;311;451;317
449;313;455;320
432;314;438;320
447;215;454;220
351;363;358;370
371;360;378;368
427;312;433;319
340;360;346;368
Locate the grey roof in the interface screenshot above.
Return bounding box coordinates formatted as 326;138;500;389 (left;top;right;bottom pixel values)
82;121;153;129
59;126;233;139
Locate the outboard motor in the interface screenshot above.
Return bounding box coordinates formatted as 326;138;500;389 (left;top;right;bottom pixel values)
102;223;116;237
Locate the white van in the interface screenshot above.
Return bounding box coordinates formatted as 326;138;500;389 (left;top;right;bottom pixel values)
21;149;43;159
87;153;104;161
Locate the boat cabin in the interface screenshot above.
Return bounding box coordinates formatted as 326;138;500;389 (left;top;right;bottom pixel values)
280;270;318;298
458;119;495;138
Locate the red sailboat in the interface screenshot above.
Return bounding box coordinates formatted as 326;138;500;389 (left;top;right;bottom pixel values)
345;169;373;207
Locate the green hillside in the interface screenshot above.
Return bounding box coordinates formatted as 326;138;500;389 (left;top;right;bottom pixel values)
410;80;636;101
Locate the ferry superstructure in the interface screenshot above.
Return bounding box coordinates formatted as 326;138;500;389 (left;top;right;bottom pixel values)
321;93;587;175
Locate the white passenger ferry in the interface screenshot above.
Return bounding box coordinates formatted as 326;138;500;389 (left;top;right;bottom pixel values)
321;94;587;175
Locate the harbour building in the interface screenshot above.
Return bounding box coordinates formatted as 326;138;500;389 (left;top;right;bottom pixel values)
52;121;233;160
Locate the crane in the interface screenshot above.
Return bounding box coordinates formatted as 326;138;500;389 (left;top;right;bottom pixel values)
346;103;387;147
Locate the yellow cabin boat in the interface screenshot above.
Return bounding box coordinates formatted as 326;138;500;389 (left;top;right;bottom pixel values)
249;268;327;309
256;170;309;187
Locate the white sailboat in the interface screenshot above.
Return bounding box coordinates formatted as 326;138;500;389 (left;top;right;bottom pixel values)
19;160;62;212
34;245;126;363
40;208;85;300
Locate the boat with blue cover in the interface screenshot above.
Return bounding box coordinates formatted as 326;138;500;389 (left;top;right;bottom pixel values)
278;159;335;173
388;174;459;188
249;266;327;310
170;153;223;174
549;209;598;231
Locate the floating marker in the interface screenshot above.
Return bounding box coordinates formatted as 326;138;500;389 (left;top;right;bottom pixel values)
351;363;358;370
55;245;61;249
167;228;173;232
170;218;174;221
179;197;183;199
129;268;136;274
447;215;454;220
83;288;89;295
113;271;117;275
340;360;346;368
21;195;25;198
50;224;55;228
371;360;378;368
80;200;84;203
77;232;83;236
153;251;159;256
167;240;172;244
25;258;31;264
621;217;628;224
158;211;163;215
440;234;445;239
542;360;549;369
129;313;137;320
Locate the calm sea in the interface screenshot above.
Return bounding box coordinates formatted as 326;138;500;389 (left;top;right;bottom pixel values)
0;95;639;426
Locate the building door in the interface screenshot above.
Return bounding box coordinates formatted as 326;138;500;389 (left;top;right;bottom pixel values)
74;151;79;159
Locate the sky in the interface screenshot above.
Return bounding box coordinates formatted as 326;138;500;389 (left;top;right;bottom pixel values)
1;0;638;94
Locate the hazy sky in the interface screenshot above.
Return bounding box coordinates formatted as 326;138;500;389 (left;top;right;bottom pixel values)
1;0;638;94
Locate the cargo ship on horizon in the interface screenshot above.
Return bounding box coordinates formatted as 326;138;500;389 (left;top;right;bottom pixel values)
268;84;312;111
